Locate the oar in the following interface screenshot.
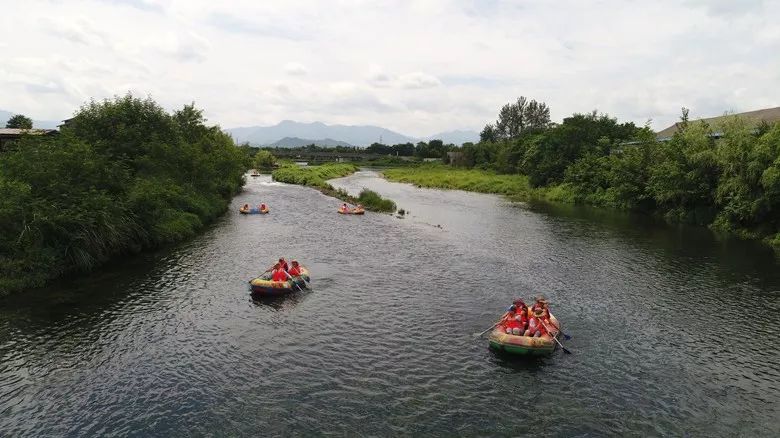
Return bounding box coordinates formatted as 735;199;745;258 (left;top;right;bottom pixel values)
540;320;571;354
545;317;571;340
473;313;507;338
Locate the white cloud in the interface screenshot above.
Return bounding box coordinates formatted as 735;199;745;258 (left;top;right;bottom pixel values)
398;72;441;89
1;0;779;136
284;62;308;76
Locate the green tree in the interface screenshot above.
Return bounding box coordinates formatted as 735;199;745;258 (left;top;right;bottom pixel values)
253;150;275;169
493;96;551;140
5;114;33;129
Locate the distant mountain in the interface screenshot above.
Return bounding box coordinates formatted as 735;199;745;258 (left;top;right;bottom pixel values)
269;137;355;148
228;120;414;147
0;109;61;129
425;130;480;145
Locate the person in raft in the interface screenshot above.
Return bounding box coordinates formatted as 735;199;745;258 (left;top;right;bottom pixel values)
288;260;302;277
242;203;249;210
532;296;551;319
260;203;267;211
270;263;293;282
525;308;550;337
502;305;528;335
341;203;349;211
278;257;289;272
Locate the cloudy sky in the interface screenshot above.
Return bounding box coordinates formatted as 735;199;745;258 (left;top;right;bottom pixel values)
2;0;779;136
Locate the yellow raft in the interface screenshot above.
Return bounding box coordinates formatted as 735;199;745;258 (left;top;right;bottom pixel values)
249;267;310;296
488;314;561;356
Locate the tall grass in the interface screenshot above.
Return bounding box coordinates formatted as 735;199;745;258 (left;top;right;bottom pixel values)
272;163;397;212
383;164;534;198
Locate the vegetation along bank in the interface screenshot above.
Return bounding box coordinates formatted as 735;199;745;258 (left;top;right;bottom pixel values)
0;95;249;296
271;163;397;213
384;97;780;246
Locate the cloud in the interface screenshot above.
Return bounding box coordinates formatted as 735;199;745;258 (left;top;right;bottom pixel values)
284;62;307;76
2;0;780;136
206;12;310;41
41;17;108;47
398;72;441;89
102;0;167;13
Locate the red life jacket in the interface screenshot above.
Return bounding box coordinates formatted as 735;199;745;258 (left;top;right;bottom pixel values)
288;266;301;276
272;269;287;282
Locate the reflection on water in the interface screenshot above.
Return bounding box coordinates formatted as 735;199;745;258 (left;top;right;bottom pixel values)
1;172;778;437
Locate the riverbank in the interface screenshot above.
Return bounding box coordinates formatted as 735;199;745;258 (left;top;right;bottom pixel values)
0;95;248;297
382;163;780;247
271;163;396;212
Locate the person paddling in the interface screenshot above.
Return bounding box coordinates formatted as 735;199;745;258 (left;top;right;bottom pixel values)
525;308;549;337
288;260;302;277
278;257;289;272
271;263;292;282
260;203;267;211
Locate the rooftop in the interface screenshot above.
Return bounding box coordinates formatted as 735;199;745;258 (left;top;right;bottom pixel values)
656;106;780;140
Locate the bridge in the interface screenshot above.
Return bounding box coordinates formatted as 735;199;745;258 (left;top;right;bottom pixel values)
267;149;406;163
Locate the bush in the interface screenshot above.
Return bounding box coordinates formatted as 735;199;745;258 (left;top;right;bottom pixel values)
0;94;249;296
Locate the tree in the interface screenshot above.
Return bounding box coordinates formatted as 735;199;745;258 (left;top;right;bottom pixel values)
253;150;275;169
6;114;33;129
492;96;551;141
480;124;497;143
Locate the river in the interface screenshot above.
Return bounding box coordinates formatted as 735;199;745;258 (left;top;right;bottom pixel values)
1;170;778;436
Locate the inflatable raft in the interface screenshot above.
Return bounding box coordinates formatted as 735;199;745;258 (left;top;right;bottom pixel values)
488;314;562;356
338;207;365;215
249;267;310;296
240;207;269;214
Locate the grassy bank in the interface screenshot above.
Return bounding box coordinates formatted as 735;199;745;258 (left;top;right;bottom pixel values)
383;164;536;199
272;163;397;212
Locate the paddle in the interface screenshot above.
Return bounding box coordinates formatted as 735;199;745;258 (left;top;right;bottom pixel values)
473;313;508;338
540;319;571;354
546;318;572;340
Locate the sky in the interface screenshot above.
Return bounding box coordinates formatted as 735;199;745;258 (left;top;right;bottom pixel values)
1;0;779;136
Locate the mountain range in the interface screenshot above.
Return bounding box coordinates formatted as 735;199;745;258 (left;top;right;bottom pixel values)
226;120;479;147
1;109;480;146
269;137;355;148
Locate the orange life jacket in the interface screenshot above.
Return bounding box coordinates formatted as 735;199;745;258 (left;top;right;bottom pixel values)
272;269;287;282
288;266;301;276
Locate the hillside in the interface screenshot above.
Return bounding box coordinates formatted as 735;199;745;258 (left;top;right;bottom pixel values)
227;120;479;146
268;137;355;148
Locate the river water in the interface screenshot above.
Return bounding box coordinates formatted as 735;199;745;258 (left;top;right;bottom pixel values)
1;170;778;437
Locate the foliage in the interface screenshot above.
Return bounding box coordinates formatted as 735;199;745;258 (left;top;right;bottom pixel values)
485;96;551;141
383;164;532;197
0;94;248;295
271;163;357;189
393;100;780;245
253;150;275;169
271;163;398;212
357;189;396;212
5;114;33;129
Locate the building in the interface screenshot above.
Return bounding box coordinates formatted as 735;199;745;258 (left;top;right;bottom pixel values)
0;128;58;151
656;106;780;141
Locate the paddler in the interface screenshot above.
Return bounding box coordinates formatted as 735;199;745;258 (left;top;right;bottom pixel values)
260;203;267;211
502;307;523;335
278;257;289;272
271;263;292;282
288;260;302;277
525;308;549;338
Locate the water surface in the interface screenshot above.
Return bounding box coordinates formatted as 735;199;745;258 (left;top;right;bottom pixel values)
1;171;778;436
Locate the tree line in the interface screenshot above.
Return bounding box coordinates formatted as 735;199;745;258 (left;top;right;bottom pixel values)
447;97;780;244
0;95;249;295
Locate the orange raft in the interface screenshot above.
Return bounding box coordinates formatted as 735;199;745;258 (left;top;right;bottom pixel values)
338;207;365;215
488;314;562;356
